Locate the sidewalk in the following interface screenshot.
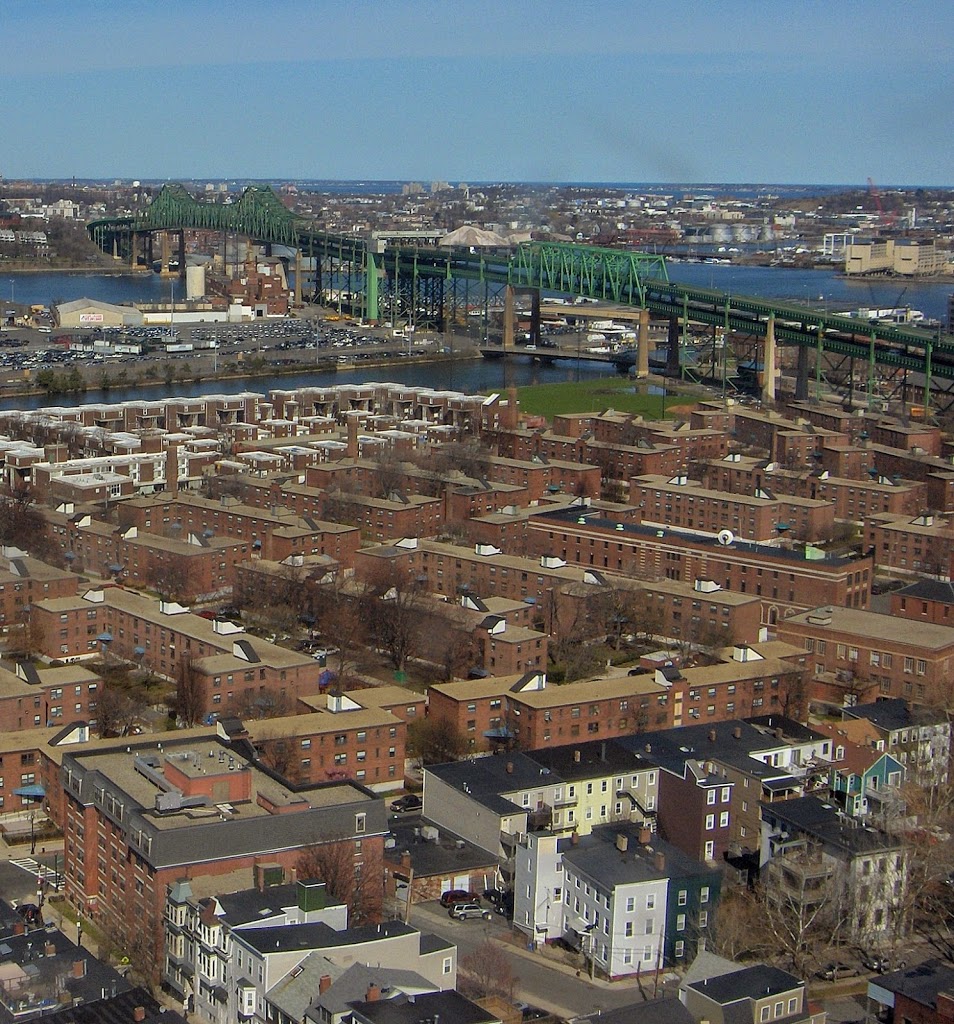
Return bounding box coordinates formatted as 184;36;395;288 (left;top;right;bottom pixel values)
495;928;670;993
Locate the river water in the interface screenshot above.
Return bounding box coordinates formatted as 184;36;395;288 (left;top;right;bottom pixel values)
1;263;949;412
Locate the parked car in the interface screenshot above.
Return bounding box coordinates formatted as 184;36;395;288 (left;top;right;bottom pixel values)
448;902;492;921
483;889;514;916
862;953;904;974
390;794;423;814
816;962;858;981
440;890;480;908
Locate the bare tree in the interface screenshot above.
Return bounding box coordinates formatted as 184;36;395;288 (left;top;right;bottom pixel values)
6;614;47;661
407;716;468;765
458;940;517;1001
96;683;147;738
174;653;206;727
296;837;384;925
362;563;426;672
147;554;192;603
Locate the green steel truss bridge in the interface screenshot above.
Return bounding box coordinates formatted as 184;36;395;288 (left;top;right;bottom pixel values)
89;184;954;411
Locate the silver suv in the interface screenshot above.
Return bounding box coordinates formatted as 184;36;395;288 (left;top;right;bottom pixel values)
448;902;492;921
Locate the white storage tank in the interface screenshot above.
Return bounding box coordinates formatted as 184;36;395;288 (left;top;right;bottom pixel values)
186;264;206;300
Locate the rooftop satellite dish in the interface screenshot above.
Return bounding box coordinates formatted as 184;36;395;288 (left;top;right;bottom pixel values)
717;529;735;546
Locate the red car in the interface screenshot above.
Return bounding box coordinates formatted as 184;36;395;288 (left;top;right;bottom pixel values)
439;890;480;908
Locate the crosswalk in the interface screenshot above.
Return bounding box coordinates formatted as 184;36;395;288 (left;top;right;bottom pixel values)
9;856;60;886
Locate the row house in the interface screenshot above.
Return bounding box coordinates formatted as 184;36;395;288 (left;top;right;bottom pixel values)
779;605;954;708
681;964;822;1024
60;736;387;983
515;825;720;977
267;383;488;432
842;697;951;787
701;453;924;522
629;474;835;544
523;506;873;625
761;795;906;945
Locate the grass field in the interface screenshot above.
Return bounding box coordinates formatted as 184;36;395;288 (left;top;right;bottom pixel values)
511;377;702;420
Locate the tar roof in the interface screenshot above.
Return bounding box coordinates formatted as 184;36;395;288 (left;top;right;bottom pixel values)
686;964;802;1004
873;959;954;1007
349;991;498;1024
762;795;901;854
237;919;414;955
561;824;716;890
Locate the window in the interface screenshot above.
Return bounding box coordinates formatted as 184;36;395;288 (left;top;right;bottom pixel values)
674;940;685;958
788;999;798;1014
760;1009;771;1023
775;1003;784;1018
705;814;715;830
355;813;366;834
626;896;635;912
704;841;714;860
677;890;687;906
721;786;730;802
443;957;453;975
719;811;729;827
707;789;716;805
646;893;655;909
700;886;710;903
699;910;708;927
676;913;686;931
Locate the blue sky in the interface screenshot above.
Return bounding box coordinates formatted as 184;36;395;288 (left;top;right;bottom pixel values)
4;0;952;185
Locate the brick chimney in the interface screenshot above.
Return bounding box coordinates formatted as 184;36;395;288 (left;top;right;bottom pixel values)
654;851;666;872
133;1007;146;1023
366;984;381;1003
319;975;332;994
72;959;87;978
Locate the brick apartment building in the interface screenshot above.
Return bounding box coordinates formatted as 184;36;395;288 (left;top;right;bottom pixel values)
0;551;78;631
44;508;251;600
427;668;672;753
30;586;323;717
116;493;361;566
353;536;765;646
628;474;835;543
778;605;954;707
0;660;101;733
60;735;387;977
890;580;954;626
244;700;405;791
522;506;873;625
863;512;954;577
701;453;925;522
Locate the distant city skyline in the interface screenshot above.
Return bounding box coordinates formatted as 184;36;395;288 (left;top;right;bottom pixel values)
5;0;953;186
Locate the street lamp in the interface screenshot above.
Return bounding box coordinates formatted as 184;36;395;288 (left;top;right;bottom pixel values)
30;811;35;855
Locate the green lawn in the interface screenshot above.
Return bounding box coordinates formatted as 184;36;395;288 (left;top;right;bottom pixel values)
509;378;702;420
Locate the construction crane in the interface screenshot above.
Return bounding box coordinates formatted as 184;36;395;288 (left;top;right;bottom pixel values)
867;177;897;229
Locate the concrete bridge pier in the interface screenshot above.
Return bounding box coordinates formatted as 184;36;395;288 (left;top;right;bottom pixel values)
127;232;137;269
636;308;650;377
530;289;542;347
160;232;171;275
294;250;302;307
503;285;516;349
667;316;680;377
761;313;777;404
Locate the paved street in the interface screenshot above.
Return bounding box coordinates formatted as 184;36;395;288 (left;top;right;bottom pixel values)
409;901;651;1020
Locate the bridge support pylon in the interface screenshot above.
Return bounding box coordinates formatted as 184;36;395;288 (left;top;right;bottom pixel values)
503;286;516;350
294;250;302;307
762;314;777;404
636;308;650;377
667;317;680;377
